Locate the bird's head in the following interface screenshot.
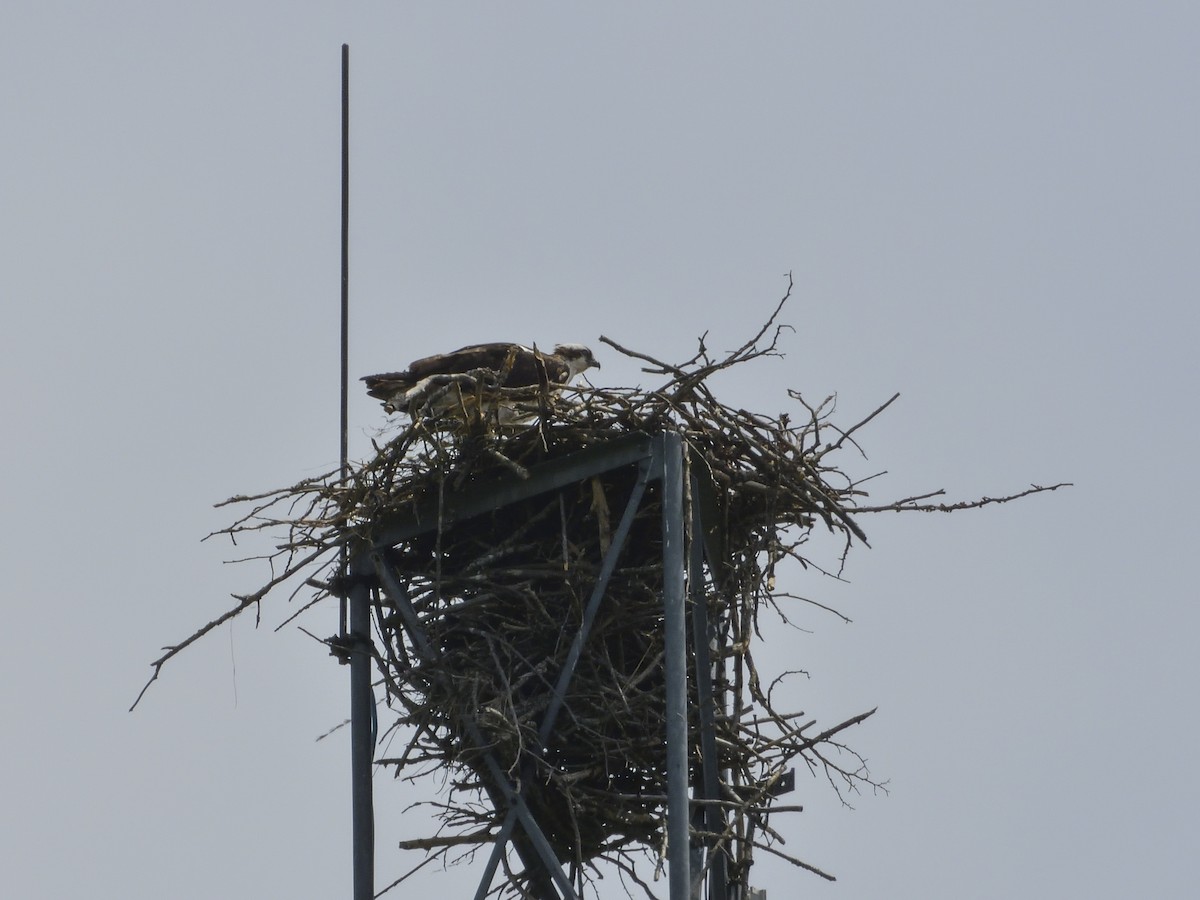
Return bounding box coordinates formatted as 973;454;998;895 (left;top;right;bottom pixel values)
554;343;601;379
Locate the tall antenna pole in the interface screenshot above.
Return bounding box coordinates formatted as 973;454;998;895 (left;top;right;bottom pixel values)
339;43;351;638
340;42;376;900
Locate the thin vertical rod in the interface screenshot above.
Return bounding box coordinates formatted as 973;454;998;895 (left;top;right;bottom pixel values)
661;432;691;900
342;42;374;900
338;42;351;639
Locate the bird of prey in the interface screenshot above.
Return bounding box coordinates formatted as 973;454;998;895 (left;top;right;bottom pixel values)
362;342;600;422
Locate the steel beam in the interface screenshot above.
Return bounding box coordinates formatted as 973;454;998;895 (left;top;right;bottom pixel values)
660;432;692;900
473;458;654;900
690;474;729;900
371;556;577;900
360;432;736;900
347;565;375;900
371;432;655;547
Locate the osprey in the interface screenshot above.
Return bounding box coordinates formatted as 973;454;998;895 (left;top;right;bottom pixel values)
362;342;600;421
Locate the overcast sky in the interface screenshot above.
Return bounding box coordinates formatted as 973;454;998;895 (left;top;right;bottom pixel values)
4;3;1199;898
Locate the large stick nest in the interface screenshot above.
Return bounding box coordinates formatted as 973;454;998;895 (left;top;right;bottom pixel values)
136;284;1067;898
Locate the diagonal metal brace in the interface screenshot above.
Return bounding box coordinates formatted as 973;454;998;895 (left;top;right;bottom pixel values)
371;432;654;547
369;554;579;900
472;457;654;900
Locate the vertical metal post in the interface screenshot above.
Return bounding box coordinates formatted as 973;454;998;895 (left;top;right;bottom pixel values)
661;432;691;900
349;564;375;900
340;43;374;900
339;43;350;638
690;475;729;900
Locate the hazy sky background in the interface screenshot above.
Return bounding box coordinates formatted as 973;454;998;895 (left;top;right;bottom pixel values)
4;3;1198;898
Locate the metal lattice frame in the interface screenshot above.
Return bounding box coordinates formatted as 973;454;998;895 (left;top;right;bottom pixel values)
347;432;740;900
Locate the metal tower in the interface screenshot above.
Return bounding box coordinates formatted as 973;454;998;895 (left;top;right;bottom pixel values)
338;430;756;900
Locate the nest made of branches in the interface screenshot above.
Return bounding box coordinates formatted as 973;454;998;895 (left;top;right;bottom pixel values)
135;284;1067;898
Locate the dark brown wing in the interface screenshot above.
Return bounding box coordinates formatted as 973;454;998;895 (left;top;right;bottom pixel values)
362;345;515;400
500;347;571;388
406;343;572;388
405;343;525;381
361;372;417;401
362;343;570;402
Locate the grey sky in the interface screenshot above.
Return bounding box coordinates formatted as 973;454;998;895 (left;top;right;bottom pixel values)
4;3;1198;898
